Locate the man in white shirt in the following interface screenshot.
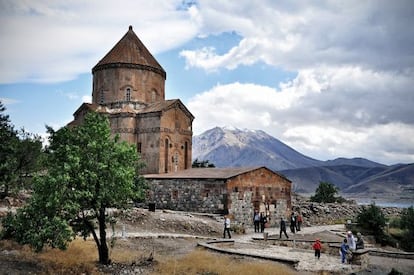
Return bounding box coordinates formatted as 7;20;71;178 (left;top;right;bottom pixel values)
347;231;356;251
223;215;231;238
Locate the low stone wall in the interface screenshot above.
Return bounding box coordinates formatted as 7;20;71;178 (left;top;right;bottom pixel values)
328;244;370;267
292;199;403;226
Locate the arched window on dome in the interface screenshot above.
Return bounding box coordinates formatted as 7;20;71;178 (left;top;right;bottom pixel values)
151;90;157;102
100;90;105;104
126;88;131;101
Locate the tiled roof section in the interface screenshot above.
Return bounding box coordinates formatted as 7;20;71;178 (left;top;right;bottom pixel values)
144;167;268;179
73;102;100;117
139;99;177;114
93;26;165;75
139;99;195;119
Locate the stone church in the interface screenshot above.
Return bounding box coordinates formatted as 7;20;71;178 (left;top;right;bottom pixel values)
69;26;292;225
69;26;194;174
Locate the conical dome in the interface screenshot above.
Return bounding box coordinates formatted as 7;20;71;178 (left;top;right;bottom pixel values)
92;26;165;79
91;26;166;105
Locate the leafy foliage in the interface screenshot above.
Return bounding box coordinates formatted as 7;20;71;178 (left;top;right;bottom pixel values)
399;206;414;251
310;181;343;203
356;203;387;243
192;158;215;168
0;101;43;198
1;112;146;264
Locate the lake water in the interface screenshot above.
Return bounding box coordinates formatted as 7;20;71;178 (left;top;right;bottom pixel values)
355;199;413;208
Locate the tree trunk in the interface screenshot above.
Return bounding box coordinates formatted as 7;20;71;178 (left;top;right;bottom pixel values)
98;208;109;264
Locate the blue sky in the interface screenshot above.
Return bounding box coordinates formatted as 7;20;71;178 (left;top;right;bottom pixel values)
1;0;414;165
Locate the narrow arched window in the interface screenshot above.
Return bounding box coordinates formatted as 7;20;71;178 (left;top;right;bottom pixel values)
100;90;104;104
151;90;156;102
126;88;131;101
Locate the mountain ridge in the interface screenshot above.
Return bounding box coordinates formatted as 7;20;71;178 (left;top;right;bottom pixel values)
192;127;414;200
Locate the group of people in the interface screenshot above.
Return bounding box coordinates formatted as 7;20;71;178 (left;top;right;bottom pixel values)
253;210;269;233
289;212;303;233
225;210;365;264
339;231;365;263
278;211;303;239
310;230;365;263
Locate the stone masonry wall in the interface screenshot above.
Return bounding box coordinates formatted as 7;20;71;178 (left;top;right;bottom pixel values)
148;178;227;213
226;167;292;226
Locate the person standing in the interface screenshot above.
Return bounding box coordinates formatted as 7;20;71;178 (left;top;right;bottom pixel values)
223;215;231;239
279;218;289;239
340;238;350;264
253;210;260;233
313;238;322;259
346;231;356;251
290;212;296;234
260;212;267;233
296;213;303;231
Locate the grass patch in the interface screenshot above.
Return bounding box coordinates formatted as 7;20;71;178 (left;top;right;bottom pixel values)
153;249;295;275
0;237;149;274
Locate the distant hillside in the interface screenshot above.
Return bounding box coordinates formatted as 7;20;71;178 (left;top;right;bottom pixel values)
343;164;414;195
193;126;322;170
280;165;389;194
192;127;414;200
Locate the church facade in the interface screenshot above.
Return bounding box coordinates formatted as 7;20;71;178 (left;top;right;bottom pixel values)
69;26;194;174
69;26;292;225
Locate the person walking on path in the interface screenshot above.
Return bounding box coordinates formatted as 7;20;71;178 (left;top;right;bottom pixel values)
253;210;260;233
313;238;322;259
279;218;289;239
223;215;231;239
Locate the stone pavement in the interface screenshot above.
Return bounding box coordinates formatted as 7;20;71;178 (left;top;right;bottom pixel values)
111;223;359;273
202;224;359;273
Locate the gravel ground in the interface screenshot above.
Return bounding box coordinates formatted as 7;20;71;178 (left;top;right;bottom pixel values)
1;207;413;274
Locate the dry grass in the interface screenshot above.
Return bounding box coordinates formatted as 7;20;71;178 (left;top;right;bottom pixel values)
36;238;98;273
152;249;296;275
0;237;150;274
2;239;297;274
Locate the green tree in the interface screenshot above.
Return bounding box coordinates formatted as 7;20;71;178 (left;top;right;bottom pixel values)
399;206;414;251
0;102;43;198
0;101;18;198
2;112;146;264
310;181;340;203
192;158;215;168
13;129;44;188
356;203;387;243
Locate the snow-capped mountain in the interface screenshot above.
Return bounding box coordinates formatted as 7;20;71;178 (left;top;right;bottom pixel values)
192;127;414;200
193;126;322;171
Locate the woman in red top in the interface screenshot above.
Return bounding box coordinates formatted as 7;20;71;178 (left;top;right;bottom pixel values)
313;239;322;259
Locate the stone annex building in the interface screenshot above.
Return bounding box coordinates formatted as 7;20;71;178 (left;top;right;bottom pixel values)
70;26;292;226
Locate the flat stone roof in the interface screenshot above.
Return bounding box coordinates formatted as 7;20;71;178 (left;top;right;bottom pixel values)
144;166;290;181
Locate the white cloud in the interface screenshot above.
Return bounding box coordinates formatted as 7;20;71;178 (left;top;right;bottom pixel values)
182;1;414;72
0;97;19;105
0;0;198;84
82;95;92;103
189;65;414;164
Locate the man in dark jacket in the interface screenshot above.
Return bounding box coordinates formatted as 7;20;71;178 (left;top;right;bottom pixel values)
260;212;267;233
290;213;296;233
253;210;260;233
279;218;289;239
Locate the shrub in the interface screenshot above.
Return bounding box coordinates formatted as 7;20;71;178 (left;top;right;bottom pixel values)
399;206;414;251
310;181;344;203
356;203;387;244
